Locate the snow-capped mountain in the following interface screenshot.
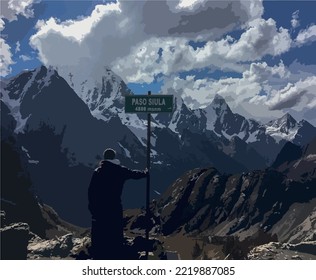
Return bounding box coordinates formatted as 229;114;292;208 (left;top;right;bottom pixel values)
4;65;315;166
266;113;316;145
0;66;57;132
200;95;316;147
201;94;265;142
58;67;316;165
0;66;145;165
2;65;315;172
158;96;206;134
64;67;168;147
70;67;132;121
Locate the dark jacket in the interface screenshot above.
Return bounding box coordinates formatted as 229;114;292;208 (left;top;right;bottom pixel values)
88;160;146;219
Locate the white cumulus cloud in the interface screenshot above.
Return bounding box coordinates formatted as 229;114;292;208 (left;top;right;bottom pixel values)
0;38;14;76
0;0;37;21
267;76;316;111
227;18;292;61
295;24;316;46
0;18;4;31
113;18;292;83
161;60;316;124
29;0;264;85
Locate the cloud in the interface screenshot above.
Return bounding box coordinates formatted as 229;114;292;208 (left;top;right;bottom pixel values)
243;60;290;84
267;76;316;111
161;60;316;123
15;41;21;53
112;36;246;83
0;18;4;31
0;38;14;76
19;54;32;61
113;18;292;83
29;0;264;85
161;72;282;122
0;0;37;21
0;0;38;76
291;10;300;29
226;18;291;61
295;24;316;46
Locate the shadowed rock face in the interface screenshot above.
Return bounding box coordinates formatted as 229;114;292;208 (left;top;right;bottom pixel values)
157;168;285;235
0;223;32;260
272;141;302;169
1;137;48;238
273;137;316;182
156;138;316;239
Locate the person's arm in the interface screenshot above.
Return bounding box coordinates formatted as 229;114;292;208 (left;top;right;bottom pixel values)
121;166;148;180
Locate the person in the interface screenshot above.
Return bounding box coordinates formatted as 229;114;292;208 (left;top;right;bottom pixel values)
88;148;147;260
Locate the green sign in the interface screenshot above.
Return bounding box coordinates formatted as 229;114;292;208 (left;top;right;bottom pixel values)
125;95;173;113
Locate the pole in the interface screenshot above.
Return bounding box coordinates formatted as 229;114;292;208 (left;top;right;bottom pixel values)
145;91;151;260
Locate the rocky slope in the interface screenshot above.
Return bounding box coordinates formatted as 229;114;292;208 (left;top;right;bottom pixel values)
129;138;316;259
156;168;315;240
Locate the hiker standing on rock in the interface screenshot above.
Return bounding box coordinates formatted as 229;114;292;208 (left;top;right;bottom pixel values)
88;148;147;260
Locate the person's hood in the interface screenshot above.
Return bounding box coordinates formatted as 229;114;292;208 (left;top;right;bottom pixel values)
101;159;121;165
106;159;120;165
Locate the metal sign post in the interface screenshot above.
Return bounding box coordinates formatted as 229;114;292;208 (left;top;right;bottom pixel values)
145;91;151;260
125;91;173;259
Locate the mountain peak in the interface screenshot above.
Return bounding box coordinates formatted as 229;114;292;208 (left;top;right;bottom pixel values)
63;66;133;122
268;113;297;129
35;65;59;79
213;94;226;102
281;113;296;123
210;94;231;115
211;94;228;106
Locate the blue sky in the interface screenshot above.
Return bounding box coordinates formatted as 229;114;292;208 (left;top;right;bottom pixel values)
1;0;316;124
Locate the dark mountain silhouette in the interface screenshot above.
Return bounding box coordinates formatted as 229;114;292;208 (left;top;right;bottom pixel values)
272;141;302;169
274;137;316;182
1;102;47;237
221;135;267;170
2;66;145;165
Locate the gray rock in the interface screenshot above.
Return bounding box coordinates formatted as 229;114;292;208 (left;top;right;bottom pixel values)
248;241;316;260
28;233;74;259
